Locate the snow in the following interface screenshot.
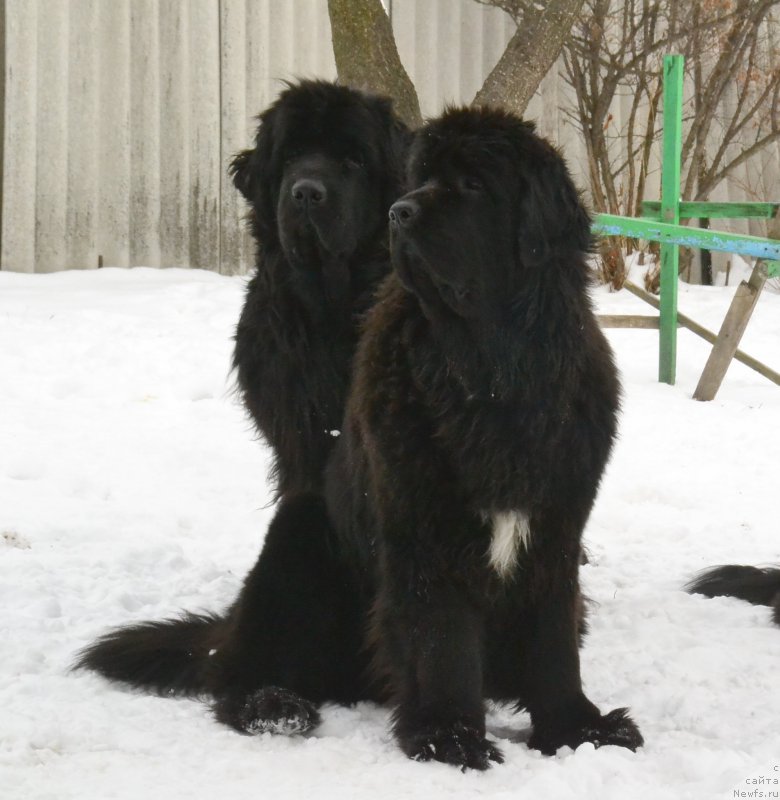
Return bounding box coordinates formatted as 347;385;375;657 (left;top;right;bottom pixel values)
1;266;779;800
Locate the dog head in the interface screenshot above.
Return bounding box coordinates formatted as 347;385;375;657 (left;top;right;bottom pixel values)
389;106;591;323
230;80;409;270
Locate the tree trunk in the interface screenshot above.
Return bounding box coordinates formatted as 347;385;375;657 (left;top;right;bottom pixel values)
699;218;713;285
327;0;423;128
473;0;587;115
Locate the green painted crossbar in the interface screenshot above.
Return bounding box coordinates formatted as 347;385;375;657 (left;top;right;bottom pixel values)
641;201;780;220
592;214;780;271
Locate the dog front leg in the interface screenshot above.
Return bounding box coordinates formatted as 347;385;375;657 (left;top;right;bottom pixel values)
376;568;503;771
521;528;643;755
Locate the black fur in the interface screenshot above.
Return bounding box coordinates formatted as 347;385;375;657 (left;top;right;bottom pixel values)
230;80;409;498
687;564;780;626
76;106;643;768
75;613;224;697
321;106;643;766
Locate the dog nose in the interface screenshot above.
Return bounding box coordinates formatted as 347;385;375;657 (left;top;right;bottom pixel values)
389;199;419;227
292;179;327;206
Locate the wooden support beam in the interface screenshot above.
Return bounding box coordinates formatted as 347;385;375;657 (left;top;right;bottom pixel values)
624;282;715;342
598;314;660;329
693;264;768;401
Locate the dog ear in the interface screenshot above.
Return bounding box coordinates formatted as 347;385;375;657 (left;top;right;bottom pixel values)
229;103;276;200
229;108;278;240
229;149;256;201
517;154;593;264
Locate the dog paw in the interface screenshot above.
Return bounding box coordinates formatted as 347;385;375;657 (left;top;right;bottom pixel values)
215;686;321;736
402;722;504;771
529;707;643;755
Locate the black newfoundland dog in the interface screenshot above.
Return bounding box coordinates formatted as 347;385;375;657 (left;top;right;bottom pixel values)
78;106;643;769
230;80;408;498
322;106;643;766
687;565;780;626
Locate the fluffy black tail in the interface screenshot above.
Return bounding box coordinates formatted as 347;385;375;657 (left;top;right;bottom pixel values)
686;565;780;626
75;612;226;696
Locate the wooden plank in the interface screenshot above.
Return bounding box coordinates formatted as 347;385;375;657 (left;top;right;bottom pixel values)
641;201;780;220
693;264;767;401
624;281;721;343
598;315;660;329
659;54;683;385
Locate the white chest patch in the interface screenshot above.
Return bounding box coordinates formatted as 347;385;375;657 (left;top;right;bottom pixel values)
485;510;531;578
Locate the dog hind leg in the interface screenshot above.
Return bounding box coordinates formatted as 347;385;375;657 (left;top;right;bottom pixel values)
210;492;368;735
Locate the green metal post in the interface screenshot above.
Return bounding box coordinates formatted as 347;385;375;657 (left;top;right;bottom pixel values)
659;55;684;385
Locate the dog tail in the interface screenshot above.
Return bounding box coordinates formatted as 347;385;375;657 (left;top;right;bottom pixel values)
75;612;227;696
686;565;780;626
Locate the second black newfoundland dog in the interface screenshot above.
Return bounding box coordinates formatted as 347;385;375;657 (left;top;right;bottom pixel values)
78;106;643;768
230;80;408;498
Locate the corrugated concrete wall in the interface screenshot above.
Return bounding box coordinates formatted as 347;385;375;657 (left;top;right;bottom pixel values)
1;0;338;273
1;1;778;274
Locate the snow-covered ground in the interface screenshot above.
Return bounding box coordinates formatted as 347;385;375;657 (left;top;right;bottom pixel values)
1;267;779;800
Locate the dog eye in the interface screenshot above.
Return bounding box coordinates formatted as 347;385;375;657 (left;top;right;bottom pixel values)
461;176;485;193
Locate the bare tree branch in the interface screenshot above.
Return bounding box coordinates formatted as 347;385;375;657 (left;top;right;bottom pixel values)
563;0;780;286
705;131;780;195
